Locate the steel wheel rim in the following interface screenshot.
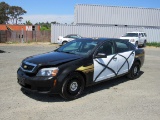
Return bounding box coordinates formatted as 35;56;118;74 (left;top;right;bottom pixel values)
70;81;78;92
133;65;139;76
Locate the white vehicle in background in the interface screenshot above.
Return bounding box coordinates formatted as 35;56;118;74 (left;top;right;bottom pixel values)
120;32;147;47
57;34;82;45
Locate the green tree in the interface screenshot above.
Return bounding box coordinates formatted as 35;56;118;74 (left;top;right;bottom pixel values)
39;22;51;31
0;2;10;24
9;6;27;24
26;20;32;25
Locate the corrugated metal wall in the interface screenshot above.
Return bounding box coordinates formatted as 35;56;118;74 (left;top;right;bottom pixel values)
51;24;160;43
75;4;160;27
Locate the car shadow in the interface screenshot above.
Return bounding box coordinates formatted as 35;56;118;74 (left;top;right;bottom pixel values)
21;71;144;102
0;50;10;53
83;71;144;96
21;88;65;102
0;50;6;53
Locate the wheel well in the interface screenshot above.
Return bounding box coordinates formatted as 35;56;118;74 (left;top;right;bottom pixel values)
62;41;68;43
134;59;141;66
71;71;87;86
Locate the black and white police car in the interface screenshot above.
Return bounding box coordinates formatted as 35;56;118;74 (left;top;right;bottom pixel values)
17;38;145;100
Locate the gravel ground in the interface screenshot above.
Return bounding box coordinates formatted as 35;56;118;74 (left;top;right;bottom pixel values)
0;44;160;120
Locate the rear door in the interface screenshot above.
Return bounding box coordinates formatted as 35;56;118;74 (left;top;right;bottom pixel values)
115;41;135;75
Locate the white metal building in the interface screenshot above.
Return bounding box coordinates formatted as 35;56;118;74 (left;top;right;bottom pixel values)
75;4;160;27
51;24;160;43
51;4;160;43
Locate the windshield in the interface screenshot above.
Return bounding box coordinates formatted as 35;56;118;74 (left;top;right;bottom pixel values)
123;33;138;37
56;40;98;56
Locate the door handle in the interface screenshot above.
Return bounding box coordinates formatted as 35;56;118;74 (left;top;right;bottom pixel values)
113;57;117;60
131;53;134;56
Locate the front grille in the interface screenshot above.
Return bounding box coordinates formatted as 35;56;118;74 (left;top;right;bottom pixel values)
21;62;37;73
37;87;51;92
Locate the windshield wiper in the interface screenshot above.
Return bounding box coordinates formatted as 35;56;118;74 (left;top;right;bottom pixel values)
56;50;75;54
63;51;75;54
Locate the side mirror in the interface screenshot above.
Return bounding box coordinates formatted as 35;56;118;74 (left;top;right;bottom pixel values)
95;53;107;58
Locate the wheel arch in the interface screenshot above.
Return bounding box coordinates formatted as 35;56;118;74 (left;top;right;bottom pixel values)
69;70;87;86
134;58;141;67
58;68;87;86
62;40;68;42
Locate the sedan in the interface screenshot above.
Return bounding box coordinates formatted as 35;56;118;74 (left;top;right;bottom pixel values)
57;34;82;45
17;38;145;100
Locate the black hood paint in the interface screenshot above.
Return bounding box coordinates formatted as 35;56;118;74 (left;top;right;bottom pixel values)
23;52;82;66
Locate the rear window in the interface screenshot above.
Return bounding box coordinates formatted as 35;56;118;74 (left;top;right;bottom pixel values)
116;41;130;53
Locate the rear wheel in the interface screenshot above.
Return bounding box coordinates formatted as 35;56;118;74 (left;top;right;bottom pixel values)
61;72;85;100
142;40;146;47
135;41;138;48
127;62;140;79
62;41;67;45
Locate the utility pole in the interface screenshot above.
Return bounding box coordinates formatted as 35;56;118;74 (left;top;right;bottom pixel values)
21;27;24;43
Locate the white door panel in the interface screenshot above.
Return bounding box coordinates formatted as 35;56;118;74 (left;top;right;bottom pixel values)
128;52;135;69
93;51;135;82
93;55;118;82
118;62;128;75
117;51;135;75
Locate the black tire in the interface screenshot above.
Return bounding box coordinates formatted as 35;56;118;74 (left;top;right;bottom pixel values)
127;62;140;79
142;40;146;47
61;72;85;100
62;41;67;45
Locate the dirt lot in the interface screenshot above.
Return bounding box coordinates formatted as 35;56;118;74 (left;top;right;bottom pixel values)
0;43;160;120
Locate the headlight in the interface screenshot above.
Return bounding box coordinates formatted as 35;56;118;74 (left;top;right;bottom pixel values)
36;67;59;77
130;39;135;42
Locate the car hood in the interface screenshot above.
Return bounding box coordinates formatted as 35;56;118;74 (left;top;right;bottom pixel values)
23;51;82;66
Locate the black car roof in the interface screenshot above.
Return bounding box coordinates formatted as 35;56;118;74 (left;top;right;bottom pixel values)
76;38;122;42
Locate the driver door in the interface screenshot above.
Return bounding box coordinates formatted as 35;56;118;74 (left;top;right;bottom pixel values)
93;41;118;82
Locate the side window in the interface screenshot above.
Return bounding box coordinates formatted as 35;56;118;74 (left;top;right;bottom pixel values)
141;33;144;37
70;36;79;39
97;42;114;56
116;41;130;53
139;33;142;37
64;35;69;38
144;33;147;37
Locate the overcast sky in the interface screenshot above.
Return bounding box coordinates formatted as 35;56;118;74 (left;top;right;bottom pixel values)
2;0;160;24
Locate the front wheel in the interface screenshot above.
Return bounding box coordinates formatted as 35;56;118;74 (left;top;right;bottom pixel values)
61;72;85;100
127;62;140;79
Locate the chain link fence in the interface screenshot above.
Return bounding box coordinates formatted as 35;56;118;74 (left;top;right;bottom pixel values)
0;30;51;43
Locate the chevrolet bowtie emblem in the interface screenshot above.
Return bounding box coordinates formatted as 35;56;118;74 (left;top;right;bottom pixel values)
24;65;27;69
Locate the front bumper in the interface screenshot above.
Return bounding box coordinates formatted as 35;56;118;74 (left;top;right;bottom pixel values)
57;40;62;45
17;68;59;94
